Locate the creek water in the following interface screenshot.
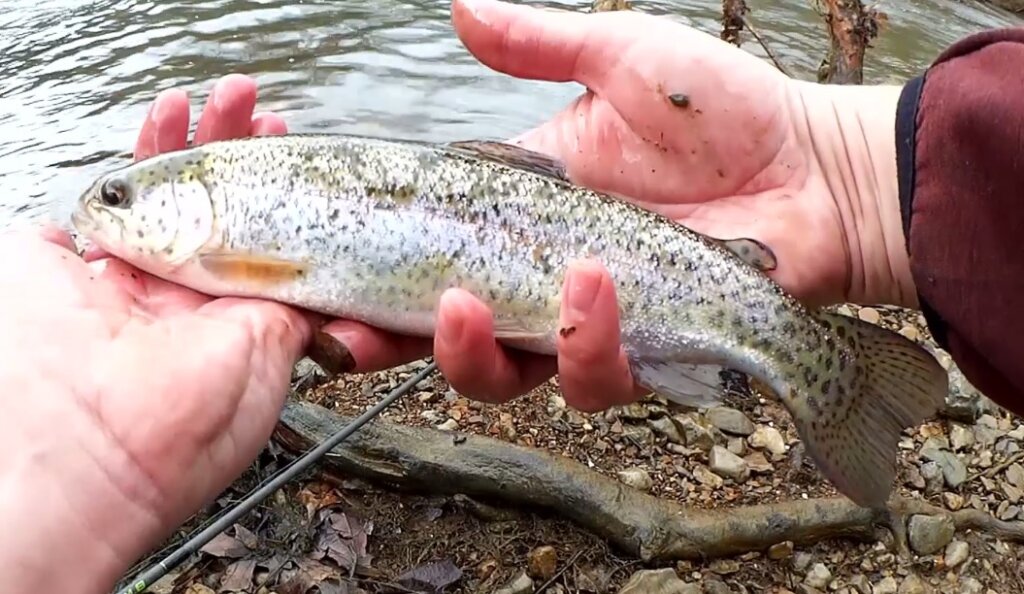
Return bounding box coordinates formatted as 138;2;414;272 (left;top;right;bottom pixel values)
0;0;1019;229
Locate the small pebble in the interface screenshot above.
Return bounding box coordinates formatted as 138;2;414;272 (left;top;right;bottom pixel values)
944;540;969;567
804;563;832;589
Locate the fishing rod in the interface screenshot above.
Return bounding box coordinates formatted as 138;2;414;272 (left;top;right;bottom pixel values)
115;360;439;594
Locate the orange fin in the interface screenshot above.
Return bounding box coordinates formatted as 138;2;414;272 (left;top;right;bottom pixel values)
198;252;310;286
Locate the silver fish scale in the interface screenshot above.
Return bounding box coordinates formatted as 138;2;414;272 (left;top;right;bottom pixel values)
193;134;844;392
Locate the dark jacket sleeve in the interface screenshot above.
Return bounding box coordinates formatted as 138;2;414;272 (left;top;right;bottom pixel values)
895;28;1024;417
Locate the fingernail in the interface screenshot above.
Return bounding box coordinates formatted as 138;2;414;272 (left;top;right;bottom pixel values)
436;292;466;349
566;264;601;318
307;331;356;376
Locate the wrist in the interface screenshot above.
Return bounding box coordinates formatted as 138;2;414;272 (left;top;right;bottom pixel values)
789;80;917;308
0;375;162;594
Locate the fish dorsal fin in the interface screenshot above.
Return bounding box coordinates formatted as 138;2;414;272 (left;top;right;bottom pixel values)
445;140;570;181
712;237;778;272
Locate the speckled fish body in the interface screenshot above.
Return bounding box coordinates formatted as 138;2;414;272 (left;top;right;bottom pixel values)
71;133;948;509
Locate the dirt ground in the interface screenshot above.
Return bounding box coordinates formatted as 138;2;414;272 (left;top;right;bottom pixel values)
122;305;1024;594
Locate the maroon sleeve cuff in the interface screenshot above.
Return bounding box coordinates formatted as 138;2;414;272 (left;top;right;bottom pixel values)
896;28;1024;416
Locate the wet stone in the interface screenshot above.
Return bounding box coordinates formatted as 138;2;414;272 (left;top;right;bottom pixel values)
919;461;945;495
707;406;755;436
921;449;967;488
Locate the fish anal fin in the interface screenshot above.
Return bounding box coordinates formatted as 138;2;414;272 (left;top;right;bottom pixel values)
630;360;727;409
446;140;569;181
198;251;311;287
491;317;551;343
712;237;778;272
788;312;948;509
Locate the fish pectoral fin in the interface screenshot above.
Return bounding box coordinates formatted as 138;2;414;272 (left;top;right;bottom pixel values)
445;140;570;182
787;312;948;510
198;251;311;286
630;360;727;409
712;237;778;272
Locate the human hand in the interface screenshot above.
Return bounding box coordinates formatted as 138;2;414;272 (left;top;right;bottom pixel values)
0;76;314;594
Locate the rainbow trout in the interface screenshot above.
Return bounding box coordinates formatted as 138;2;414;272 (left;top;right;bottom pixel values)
70;133;948;508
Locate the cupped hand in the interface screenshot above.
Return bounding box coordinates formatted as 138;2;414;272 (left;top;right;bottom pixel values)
0;75;313;593
315;0;863;411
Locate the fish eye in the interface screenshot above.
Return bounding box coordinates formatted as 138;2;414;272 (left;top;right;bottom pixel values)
99;177;130;208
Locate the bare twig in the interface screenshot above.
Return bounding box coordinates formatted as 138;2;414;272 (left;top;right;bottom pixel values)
274;401;1024;563
967;451;1024;483
741;16;792;76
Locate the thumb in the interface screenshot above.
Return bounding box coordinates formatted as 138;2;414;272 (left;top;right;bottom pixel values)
451;0;610;85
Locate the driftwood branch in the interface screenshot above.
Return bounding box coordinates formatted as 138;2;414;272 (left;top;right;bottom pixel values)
815;0;885;84
273;401;1024;563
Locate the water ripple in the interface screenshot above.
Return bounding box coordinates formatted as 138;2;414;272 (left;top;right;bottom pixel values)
0;0;1019;226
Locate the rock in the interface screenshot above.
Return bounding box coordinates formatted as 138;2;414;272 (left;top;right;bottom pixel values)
709;559;740;575
727;437;747;456
676;415;715;451
1002;482;1023;503
921;449;967;488
648;416;684;444
616;568;697;594
998;503;1020;520
744;451;773;473
768;541;794;560
974;415;1004;445
702;579;731;594
907;514;955;555
527;545;557;580
792;552;814;572
709;445;750;482
958;577;984;594
494;571;533;594
749;426;787;456
919;462;945;495
858;307;880;323
617;467;654;492
804;563;832;589
436;418;459;431
617;403;649;420
874;576;898;594
897;574;929;594
849;574;871;594
942;493;964;511
944;540;969;567
1007;463;1024;489
950;424;974;451
920;436;950;454
693;465;725;488
622;424;655;445
707;407;755;436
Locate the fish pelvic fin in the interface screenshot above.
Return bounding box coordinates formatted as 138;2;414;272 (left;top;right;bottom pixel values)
629;360;728;409
198;251;312;287
713;237;778;272
788;312;948;509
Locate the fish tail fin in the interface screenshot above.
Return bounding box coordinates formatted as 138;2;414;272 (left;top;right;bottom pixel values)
786;312;948;509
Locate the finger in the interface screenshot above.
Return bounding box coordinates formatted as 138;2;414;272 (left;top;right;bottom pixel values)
134;89;191;161
318;319;434;373
432;288;556;403
251;112;288;136
36;224;78;253
88;258;214;317
555;260;637;412
451;0;618;86
193;74;258;145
